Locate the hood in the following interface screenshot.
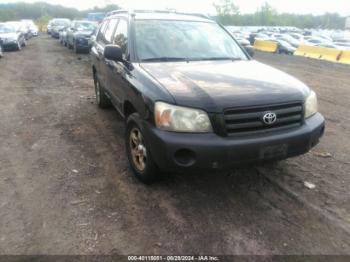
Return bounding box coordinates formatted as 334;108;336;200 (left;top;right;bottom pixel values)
0;32;17;39
75;31;93;37
53;25;66;31
140;60;309;113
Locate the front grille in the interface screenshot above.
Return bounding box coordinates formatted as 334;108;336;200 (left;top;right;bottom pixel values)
224;102;303;135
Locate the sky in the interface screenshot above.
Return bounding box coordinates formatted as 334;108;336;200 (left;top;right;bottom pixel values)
1;0;350;16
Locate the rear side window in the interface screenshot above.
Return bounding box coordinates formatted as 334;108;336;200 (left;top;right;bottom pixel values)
112;19;128;59
104;19;118;44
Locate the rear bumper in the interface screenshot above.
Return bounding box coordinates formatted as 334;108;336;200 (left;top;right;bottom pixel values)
75;38;90;49
51;31;59;38
143;113;325;171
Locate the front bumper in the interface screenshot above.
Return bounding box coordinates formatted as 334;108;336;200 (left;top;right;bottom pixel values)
1;41;19;50
51;31;60;38
143;113;325;171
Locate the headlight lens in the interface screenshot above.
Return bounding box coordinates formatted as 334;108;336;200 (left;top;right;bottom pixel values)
4;37;17;42
304;91;318;118
155;102;212;133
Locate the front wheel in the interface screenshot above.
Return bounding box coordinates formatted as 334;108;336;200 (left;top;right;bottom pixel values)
74;42;80;54
16;41;21;51
126;113;160;184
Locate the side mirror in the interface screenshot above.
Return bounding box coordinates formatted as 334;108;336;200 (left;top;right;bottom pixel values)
104;45;123;62
245;46;255;57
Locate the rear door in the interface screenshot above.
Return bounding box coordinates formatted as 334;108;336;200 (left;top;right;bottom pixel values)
105;18;130;113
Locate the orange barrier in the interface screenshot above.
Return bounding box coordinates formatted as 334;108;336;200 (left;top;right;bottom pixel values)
294;45;343;63
338;50;350;65
318;47;342;62
294;45;322;59
254;40;278;53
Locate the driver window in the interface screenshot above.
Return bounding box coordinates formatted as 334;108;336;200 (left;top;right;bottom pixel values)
112;19;128;59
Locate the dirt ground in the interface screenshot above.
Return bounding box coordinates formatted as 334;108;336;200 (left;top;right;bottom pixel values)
0;35;349;255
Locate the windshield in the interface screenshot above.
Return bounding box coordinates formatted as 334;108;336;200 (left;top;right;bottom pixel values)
0;24;16;33
76;22;96;31
54;20;70;26
135;20;247;62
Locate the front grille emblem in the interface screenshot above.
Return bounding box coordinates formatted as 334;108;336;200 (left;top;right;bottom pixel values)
262;112;277;125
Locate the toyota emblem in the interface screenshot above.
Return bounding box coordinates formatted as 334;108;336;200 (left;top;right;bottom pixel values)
262;112;277;125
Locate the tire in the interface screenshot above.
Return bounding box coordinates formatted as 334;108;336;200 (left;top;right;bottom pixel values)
16;41;21;51
94;75;111;108
74;42;80;54
126;113;160;184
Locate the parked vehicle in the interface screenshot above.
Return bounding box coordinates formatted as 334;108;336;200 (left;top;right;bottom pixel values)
0;23;26;51
66;20;97;53
59;28;68;46
47;20;54;34
274;34;300;48
317;42;350;50
91;10;325;183
21;20;39;37
333;42;350;50
303;36;332;46
51;19;71;38
5;21;31;40
275;39;297;54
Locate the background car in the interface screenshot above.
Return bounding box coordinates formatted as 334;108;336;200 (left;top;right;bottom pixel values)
47;20;54;34
59;28;68;46
66;20;97;53
275;39;296;54
5;21;31;40
21;19;39;37
51;19;71;38
0;23;26;51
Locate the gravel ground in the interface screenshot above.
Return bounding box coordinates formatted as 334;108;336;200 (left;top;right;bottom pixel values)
0;36;349;255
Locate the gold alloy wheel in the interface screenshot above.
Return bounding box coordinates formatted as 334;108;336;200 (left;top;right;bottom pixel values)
129;127;147;172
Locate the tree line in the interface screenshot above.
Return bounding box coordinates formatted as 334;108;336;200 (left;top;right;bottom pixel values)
0;1;347;30
0;2;120;25
214;0;346;29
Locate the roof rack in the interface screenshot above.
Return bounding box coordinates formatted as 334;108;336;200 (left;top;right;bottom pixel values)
105;9;211;20
105;10;129;17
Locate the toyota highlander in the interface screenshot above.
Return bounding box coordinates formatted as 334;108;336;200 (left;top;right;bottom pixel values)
90;10;325;183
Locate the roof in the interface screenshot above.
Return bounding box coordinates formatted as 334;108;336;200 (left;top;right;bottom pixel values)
106;10;212;23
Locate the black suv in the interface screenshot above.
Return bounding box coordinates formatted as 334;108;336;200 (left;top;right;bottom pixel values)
91;10;325;183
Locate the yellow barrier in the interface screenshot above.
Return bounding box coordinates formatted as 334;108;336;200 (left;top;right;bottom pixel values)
294;45;343;63
294;45;322;59
318;47;342;62
254;40;278;53
338;50;350;65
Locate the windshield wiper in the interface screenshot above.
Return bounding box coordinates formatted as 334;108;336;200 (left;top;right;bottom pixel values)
141;57;188;62
195;57;243;61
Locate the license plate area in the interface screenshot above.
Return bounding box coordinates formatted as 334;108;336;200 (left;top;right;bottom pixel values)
260;144;288;160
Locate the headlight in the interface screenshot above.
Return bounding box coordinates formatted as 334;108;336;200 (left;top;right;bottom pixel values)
4;38;17;43
304;91;318;118
155;102;213;133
